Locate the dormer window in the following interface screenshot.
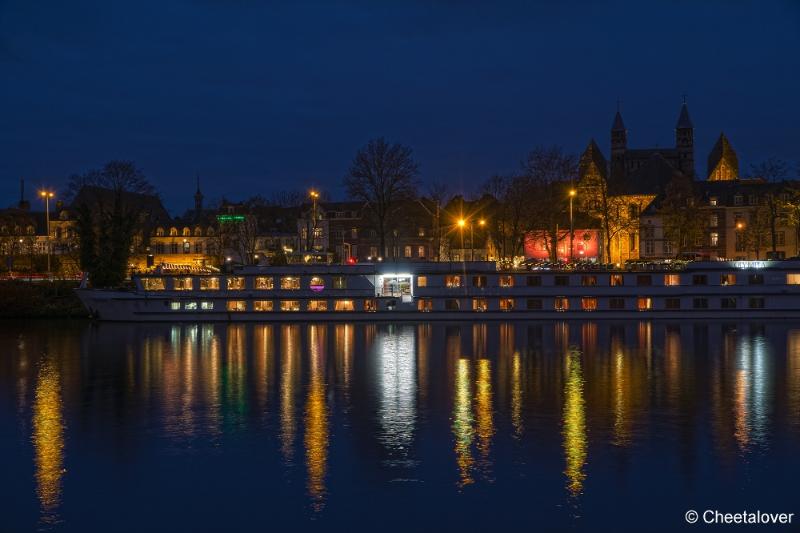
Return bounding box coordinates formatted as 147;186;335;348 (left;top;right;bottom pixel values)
709;197;718;206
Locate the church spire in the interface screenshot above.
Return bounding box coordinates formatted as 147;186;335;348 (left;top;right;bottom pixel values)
676;100;693;129
611;110;626;131
194;173;204;212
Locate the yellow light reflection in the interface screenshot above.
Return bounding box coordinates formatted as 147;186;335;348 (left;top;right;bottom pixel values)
511;351;523;437
280;325;300;463
452;358;474;487
563;347;586;497
305;325;329;512
475;359;494;479
32;358;65;526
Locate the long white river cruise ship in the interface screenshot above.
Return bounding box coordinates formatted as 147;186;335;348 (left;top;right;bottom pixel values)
75;260;800;321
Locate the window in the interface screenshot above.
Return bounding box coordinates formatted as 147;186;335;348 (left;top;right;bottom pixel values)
692;275;707;286
555;276;569;286
710;197;718;207
227;300;246;312
499;298;515;311
581;297;597;311
369;246;378;258
581;275;597;287
499;275;514;288
253;300;273;311
721;297;737;309
418;228;426;237
664;240;673;255
333;276;346;289
445;299;460;310
184;301;198;310
720;274;736;286
610;274;624;287
445;275;461;288
195;242;203;254
309;276;325;291
526;275;542;287
665;298;681;310
664;274;680;286
200;277;219;290
693;298;709;309
281;276;300;290
280;300;300;312
748;274;764;285
710;232;719;247
255;277;274;290
173;277;193;291
418;246;426;258
227;277;245;290
201;301;214;310
734;194;743;206
404;246;412;258
526;298;543;310
169;301;180;310
364;299;377;312
709;214;719;227
417;276;427;288
183;241;191;253
334;300;355;311
473;275;487;288
777;231;786;246
637;297;652;311
308;300;328;311
609;298;625;310
170;243;178;254
644;240;654;255
636;275;651;286
472;298;488;312
418;298;433;312
788;274;800;285
554;297;569;311
142;278;165;291
749;297;765;309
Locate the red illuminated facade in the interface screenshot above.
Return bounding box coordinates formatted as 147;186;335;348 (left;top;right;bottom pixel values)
524;229;600;261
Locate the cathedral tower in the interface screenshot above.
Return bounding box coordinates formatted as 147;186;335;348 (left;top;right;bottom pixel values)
675;101;695;177
610;109;627;182
707;132;739;181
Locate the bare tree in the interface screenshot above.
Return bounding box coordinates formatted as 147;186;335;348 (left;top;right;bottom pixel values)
659;175;704;257
344;138;419;258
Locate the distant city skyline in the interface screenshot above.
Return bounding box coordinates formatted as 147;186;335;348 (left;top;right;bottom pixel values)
2;1;799;214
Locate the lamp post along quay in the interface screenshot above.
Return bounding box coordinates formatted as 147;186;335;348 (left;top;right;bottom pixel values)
569;189;576;262
39;189;55;275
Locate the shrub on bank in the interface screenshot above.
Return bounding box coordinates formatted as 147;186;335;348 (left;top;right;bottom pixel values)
0;281;87;318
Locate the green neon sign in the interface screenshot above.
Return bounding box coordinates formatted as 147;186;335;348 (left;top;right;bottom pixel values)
216;215;245;223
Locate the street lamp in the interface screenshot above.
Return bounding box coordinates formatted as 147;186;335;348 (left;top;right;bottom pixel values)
477;219;486;261
309;189;319;252
39;190;55;274
457;218;466;260
568;189;577;262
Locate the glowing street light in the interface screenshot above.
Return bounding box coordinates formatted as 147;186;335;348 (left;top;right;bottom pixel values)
568;189;577;262
39;190;55;274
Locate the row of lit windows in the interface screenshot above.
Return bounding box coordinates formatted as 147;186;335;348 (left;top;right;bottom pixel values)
144;275;348;291
418;272;772;289
169;299;375;312
415;296;767;312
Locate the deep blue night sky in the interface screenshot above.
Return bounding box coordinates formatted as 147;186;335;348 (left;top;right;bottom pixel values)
2;1;799;214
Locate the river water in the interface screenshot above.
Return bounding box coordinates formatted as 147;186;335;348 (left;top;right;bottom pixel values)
1;320;798;531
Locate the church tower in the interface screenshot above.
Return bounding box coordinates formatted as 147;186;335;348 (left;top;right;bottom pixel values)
610;109;627;182
675;100;695;177
194;174;204;213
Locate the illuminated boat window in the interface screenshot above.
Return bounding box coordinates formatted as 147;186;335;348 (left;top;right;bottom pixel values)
364;299;378;312
142;278;165;291
610;274;624;286
417;298;433;312
184;301;198;310
580;275;597;287
254;300;273;311
255;276;274;290
445;275;461;288
554;297;569;311
281;276;300;290
472;297;488;312
637;297;653;311
174;277;193;290
333;276;347;289
308;299;328;311
200;277;219;290
787;273;800;285
473;275;487;288
499;275;514;288
720;274;736;286
334;300;354;311
309;277;325;292
201;301;214;310
227;300;247;311
417;276;427;288
664;274;680;286
499;297;515;311
280;300;300;311
378;274;413;296
581;297;597;311
227;277;245;290
169;301;180;310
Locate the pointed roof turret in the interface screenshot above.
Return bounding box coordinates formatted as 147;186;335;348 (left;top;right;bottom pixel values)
579;138;609;182
611;110;626;131
707;132;739;181
676;101;693;129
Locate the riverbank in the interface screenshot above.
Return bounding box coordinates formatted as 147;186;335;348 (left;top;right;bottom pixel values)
0;280;88;318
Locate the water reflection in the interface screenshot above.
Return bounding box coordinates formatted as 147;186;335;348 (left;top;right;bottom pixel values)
32;357;65;527
563;346;587;498
2;320;800;531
